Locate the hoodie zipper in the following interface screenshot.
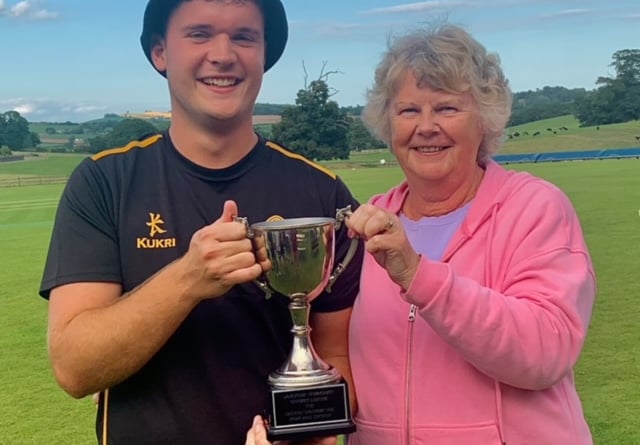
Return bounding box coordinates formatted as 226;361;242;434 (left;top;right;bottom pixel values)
405;304;418;445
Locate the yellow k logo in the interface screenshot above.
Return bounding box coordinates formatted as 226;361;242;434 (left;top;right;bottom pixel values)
146;213;167;238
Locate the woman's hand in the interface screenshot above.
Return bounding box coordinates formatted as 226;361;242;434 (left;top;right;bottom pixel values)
245;415;338;445
245;416;271;445
345;204;420;291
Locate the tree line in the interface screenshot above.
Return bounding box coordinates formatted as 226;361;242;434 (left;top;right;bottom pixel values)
2;48;638;159
509;49;640;127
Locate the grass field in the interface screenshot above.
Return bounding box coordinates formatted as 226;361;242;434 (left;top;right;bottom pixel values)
1;149;639;443
0;153;86;177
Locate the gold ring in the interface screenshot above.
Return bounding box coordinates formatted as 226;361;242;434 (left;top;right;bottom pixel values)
384;218;394;230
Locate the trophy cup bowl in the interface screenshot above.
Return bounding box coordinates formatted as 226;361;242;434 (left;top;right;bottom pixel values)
244;208;357;441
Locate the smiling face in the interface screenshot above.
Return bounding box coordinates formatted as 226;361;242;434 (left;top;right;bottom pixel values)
151;0;265;127
390;70;485;198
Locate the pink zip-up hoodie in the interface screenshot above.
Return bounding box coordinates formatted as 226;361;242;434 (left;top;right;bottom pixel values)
348;161;595;445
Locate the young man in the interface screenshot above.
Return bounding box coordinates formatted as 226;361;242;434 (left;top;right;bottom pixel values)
39;1;362;444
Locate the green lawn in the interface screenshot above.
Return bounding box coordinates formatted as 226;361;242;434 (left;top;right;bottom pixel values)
0;153;86;177
1;155;639;443
0;183;97;444
516;161;640;443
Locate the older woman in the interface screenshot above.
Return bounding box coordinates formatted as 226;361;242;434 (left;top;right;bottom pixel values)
344;24;595;445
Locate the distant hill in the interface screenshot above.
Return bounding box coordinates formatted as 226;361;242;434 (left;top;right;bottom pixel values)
29;113;638;154
122;111;281;125
26;86;586;129
124;111;171;120
502;115;640;154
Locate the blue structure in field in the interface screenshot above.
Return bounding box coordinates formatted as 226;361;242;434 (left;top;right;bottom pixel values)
492;147;640;164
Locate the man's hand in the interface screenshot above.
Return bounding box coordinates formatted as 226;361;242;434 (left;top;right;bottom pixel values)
177;200;263;303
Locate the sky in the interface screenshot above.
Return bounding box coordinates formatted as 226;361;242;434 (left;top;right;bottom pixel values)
1;0;639;123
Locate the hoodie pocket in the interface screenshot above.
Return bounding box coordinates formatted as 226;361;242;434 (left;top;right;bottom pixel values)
349;419;503;445
347;420;401;445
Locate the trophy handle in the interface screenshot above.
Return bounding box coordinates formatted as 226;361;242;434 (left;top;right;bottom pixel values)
234;216;273;300
326;206;358;293
326;238;359;293
334;205;353;231
254;278;273;300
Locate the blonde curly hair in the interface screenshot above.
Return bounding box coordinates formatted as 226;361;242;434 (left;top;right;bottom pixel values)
362;24;512;164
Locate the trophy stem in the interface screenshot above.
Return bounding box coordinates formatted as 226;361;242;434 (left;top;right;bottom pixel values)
268;295;340;389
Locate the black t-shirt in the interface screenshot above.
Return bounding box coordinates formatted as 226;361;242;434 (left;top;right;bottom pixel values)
40;132;363;445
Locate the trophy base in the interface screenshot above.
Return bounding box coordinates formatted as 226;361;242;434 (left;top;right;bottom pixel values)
266;380;356;441
267;419;356;442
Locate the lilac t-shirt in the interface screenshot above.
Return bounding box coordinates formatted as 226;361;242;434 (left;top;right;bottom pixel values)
399;201;472;261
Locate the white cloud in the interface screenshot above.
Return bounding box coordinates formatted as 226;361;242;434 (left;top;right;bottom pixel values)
541;9;590;19
0;98;109;122
360;0;618;17
30;8;57;19
60;104;107;114
362;1;471;15
12;103;35;115
0;0;59;20
0;98;35;114
359;1;640;35
10;0;30;17
316;22;368;37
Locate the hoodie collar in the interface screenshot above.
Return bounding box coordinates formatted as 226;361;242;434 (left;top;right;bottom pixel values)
371;160;523;236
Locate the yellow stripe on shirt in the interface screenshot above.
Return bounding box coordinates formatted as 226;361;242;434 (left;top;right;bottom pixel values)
91;134;163;161
265;141;337;180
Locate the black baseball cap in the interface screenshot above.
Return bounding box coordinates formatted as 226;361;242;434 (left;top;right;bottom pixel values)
140;0;288;76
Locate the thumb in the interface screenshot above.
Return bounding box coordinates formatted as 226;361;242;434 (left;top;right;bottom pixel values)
217;200;239;223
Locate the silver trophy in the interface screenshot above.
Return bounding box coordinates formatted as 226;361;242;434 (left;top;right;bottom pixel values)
239;206;358;441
